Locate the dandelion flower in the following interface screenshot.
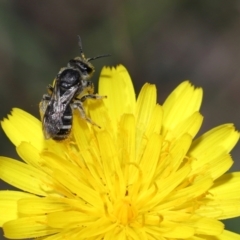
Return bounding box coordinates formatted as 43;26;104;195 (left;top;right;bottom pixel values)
0;65;240;239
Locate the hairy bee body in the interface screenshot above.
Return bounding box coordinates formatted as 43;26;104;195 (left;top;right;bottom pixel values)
39;37;108;140
40;87;75;140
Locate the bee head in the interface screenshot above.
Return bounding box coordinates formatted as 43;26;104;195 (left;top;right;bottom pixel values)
66;36;110;81
68;57;95;81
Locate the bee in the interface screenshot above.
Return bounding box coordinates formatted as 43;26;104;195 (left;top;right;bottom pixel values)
39;36;109;140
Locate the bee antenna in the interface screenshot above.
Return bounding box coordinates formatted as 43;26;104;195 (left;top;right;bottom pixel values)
87;54;111;62
77;35;83;54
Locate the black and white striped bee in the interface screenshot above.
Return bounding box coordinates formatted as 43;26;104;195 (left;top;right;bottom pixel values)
39;37;109;140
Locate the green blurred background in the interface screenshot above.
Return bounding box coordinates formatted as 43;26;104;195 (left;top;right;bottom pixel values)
0;0;240;238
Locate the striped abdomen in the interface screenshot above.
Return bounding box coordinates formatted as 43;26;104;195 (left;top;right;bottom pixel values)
53;105;73;140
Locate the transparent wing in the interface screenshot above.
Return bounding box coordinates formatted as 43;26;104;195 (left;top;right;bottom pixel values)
41;79;79;139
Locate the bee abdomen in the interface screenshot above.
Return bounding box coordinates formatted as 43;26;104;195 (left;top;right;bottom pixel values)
53;106;73;140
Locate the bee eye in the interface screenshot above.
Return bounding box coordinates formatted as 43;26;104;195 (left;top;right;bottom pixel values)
77;62;91;73
84;65;93;74
68;59;93;75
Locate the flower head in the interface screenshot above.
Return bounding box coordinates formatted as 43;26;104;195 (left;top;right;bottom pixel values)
0;65;240;239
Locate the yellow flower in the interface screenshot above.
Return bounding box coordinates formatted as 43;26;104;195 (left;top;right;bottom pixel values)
0;65;240;239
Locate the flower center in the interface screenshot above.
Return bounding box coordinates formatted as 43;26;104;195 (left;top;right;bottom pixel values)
113;196;138;225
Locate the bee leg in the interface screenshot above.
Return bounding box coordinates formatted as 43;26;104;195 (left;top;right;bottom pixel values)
42;93;51;100
72;100;101;128
47;84;54;94
77;94;107;102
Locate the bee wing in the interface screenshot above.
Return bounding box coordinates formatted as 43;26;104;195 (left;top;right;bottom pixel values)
41;78;61;139
42;82;79;139
39;94;50;122
42;102;64;139
59;85;79;104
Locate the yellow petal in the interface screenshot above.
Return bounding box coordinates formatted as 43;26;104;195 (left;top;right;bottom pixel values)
159;175;213;210
72;112;96;150
210;172;240;200
99;65;136;124
96;130;125;196
167;133;192;172
171;112;203;139
1;108;44;150
16;142;41;168
189;124;239;170
3;216;59;239
196;154;233;181
0;191;35;226
186;216;224;235
139;133;162;190
18;197;71;215
140;165;191;211
53;169;102;208
144;104;163;137
145;224;194;239
162;81;203;134
75;217;116;239
197;199;240;220
216;230;240;240
135;83;157;160
135;83;156;132
0;157;53;196
118;114;136;166
47;211;98;228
